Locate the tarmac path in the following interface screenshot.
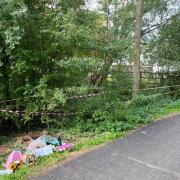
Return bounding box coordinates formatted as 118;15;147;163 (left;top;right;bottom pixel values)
37;115;180;180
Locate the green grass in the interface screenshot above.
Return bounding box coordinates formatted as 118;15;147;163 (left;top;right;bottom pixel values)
153;102;180;119
0;97;180;180
0;132;125;180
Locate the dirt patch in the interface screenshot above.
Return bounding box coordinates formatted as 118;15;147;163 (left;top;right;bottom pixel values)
0;130;49;158
0;145;8;154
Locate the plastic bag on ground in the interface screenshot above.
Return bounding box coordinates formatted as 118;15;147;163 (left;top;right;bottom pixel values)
26;137;47;154
26;135;60;153
56;143;73;152
41;135;60;146
35;145;53;157
0;169;13;176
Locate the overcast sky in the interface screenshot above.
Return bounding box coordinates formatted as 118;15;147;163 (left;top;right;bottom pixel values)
86;0;180;12
86;0;99;10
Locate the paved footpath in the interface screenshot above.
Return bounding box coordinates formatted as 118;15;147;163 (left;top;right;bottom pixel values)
37;115;180;180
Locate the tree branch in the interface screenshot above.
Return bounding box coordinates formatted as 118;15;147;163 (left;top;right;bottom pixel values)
142;13;180;36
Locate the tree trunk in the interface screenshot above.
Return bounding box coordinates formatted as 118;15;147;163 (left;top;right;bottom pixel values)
133;0;143;97
88;53;113;86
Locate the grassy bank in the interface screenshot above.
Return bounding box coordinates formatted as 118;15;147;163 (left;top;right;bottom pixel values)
0;97;180;180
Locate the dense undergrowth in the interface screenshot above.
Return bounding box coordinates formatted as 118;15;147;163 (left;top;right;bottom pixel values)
0;95;179;180
51;94;180;134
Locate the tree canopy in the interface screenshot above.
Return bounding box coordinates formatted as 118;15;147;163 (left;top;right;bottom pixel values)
0;0;179;130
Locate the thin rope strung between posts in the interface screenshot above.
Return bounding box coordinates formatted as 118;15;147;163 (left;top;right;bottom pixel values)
0;90;178;117
0;89;132;104
0;109;78;117
0;95;37;104
0;85;178;105
68;92;106;99
140;85;180;91
0;109;23;115
0;92;106;105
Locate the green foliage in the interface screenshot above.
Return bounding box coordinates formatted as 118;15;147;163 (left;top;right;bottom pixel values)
130;94;157;106
1;166;28;180
0;0;179;132
0;1;179;178
0;97;180;180
72;95;180;134
148;16;180;67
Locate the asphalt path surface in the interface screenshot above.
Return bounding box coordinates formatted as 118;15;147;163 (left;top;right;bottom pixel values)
37;115;180;180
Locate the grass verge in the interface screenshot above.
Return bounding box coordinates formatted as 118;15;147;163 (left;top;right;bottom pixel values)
0;98;180;180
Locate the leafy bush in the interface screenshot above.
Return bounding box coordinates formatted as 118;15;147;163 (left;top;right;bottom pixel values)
71;95;179;134
130;94;158;107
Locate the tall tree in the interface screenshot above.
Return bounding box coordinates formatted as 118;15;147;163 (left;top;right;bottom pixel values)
133;0;143;97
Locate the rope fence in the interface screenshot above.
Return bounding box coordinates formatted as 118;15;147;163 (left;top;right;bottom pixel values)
0;92;106;104
0;96;37;104
0;109;78;117
68;92;106;100
0;85;179;117
1;84;179;104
